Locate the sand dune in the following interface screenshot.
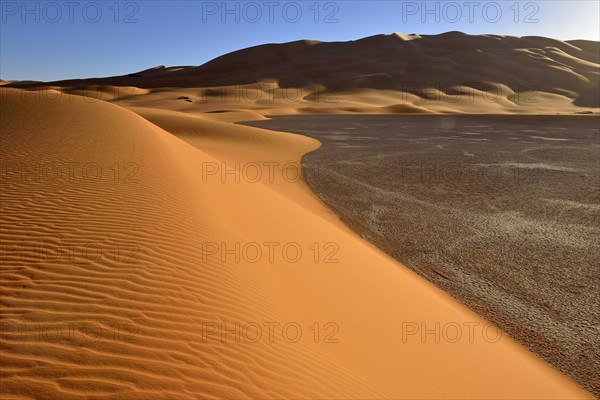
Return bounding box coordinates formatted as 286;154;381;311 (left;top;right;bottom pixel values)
1;32;597;398
6;32;599;114
0;88;593;398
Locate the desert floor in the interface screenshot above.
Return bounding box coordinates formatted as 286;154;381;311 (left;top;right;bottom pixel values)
244;114;600;396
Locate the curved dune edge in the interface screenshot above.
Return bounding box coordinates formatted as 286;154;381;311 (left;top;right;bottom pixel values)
0;89;592;399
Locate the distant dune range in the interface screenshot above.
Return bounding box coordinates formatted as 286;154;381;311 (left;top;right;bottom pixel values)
0;32;598;398
4;32;600;114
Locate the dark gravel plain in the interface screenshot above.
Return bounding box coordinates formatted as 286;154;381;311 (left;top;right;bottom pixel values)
243;114;600;396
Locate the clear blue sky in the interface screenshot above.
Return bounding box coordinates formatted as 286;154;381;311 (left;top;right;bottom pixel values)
1;0;598;81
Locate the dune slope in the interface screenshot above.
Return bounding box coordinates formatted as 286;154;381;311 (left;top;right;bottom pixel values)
0;89;592;398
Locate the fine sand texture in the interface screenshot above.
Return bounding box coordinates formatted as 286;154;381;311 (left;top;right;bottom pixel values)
0;89;594;399
244;114;600;396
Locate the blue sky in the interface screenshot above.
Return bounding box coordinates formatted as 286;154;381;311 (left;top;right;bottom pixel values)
1;0;599;81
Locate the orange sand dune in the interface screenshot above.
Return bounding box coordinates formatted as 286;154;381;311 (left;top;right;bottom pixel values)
0;89;592;399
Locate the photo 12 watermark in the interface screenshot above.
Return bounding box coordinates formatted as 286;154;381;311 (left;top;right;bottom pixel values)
201;321;340;343
401;321;503;344
201;1;340;24
201;161;304;184
394;161;541;187
400;1;540;24
181;83;339;105
0;161;140;184
0;86;142;103
0;321;138;344
1;1;141;24
399;82;539;105
0;242;141;265
200;241;340;264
